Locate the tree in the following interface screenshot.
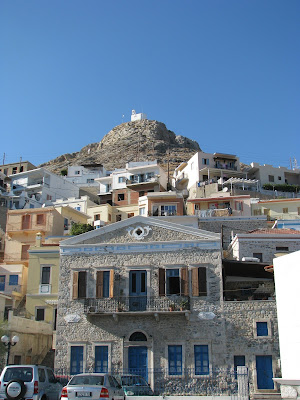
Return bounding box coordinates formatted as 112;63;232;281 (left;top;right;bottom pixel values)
70;223;94;236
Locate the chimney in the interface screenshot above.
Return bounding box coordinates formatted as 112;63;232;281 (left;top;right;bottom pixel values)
36;232;42;247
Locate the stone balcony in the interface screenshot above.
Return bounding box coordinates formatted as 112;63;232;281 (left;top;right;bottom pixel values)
84;295;190;320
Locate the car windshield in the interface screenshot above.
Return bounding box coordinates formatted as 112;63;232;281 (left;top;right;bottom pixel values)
121;375;148;386
3;367;33;382
69;375;104;386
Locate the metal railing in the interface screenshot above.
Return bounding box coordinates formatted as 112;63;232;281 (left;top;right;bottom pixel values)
84;296;190;314
55;367;249;396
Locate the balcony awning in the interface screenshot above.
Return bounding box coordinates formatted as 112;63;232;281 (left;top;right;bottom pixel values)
222;177;258;186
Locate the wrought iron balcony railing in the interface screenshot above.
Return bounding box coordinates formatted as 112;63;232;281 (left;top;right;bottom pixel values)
84;296;190;314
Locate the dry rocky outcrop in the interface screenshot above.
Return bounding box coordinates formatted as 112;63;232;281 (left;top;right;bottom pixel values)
40;120;201;174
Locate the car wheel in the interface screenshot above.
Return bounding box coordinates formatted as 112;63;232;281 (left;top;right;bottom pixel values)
5;379;27;400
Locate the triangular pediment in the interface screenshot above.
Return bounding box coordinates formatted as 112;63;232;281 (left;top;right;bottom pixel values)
60;216;220;247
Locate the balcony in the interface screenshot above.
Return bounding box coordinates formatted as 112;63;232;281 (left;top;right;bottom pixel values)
214;163;237;171
195;209;242;218
84;296;190;319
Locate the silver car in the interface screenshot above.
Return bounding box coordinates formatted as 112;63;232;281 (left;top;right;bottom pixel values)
60;374;124;400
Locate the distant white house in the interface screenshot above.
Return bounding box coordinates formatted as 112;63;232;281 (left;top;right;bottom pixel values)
65;164;108;187
246;162;300;186
8;168;79;209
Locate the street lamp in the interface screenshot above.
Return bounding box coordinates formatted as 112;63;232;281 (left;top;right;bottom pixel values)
1;335;19;365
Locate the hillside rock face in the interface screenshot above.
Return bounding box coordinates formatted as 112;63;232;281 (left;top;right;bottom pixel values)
40;120;201;174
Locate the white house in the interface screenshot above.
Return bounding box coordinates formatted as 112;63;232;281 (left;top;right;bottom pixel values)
273;251;300;399
8;168;79;209
65;164;108;187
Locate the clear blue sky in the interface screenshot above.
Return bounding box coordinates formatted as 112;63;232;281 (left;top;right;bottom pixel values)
1;0;299;169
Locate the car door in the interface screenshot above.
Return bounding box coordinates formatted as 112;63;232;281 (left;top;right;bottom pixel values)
107;376;124;400
46;369;62;400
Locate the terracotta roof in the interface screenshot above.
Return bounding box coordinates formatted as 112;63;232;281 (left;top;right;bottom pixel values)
247;228;299;235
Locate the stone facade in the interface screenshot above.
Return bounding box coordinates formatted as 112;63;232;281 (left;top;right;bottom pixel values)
55;216;279;395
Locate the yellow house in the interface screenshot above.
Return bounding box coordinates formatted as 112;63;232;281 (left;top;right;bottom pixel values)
87;203;139;226
26;234;63;349
252;198;300;220
54;205;89;233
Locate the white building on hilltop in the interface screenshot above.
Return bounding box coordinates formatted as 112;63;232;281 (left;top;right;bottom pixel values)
131;109;147;121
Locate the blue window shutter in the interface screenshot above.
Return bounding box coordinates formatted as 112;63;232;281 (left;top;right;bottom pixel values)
194;345;209;375
168;345;182;375
70;346;83;375
95;346;108;372
256;322;268;336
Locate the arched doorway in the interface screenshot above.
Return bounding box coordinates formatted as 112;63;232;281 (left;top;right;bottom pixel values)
128;331;148;380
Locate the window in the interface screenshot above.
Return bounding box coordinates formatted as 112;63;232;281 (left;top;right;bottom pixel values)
202;158;209;165
36;308;45;321
263;209;270;216
256;322;268;336
168;345;182;375
70;346;83;375
118;176;126;183
191;267;207;297
128;213;134;218
22;214;31;230
38;368;46;382
283;208;288;214
87;179;94;183
21;245;30;260
75;170;80;175
194;345;209;375
19;166;24;172
139;207;145;216
46;194;52;201
276;246;289;252
253;209;262;216
9;275;18;286
268;175;274;182
72;271;87;299
234;355;245;378
64;218;69;230
108;214;112;222
95;346;108;372
234;201;243;211
253;253;263;262
0;275;5;291
161;205;176;216
96;271;113;298
278;176;281;180
118;193;125;201
36;214;45;225
159;267;189;297
94;214;101;221
116;214;122;222
145;172;154;180
41;266;51;284
139;191;145;197
75;206;81;211
12;167;18;174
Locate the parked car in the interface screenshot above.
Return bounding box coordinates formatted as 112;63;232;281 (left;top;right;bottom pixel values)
0;365;63;400
114;374;153;396
60;374;124;400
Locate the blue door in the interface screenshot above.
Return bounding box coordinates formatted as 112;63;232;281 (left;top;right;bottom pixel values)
256;356;274;389
128;346;148;380
70;346;83;375
0;276;6;291
129;271;147;311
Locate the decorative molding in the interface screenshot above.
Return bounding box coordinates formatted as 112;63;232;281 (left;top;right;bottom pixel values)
127;225;152;240
61;241;220;255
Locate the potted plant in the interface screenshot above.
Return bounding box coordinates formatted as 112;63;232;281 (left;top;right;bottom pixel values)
179;299;189;311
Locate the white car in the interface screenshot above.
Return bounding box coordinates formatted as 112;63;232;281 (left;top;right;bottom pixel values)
0;365;63;400
60;374;124;400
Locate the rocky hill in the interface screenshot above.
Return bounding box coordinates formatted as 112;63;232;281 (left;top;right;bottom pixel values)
40;120;201;174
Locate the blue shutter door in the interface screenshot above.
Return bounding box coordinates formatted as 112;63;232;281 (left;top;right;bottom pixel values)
129;271;147;311
0;276;6;291
70;346;83;375
256;355;274;389
95;346;108;372
128;346;148;380
168;345;182;375
194;345;209;375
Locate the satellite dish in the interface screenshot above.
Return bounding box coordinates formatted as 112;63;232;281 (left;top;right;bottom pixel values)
222;187;229;192
198;312;216;320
